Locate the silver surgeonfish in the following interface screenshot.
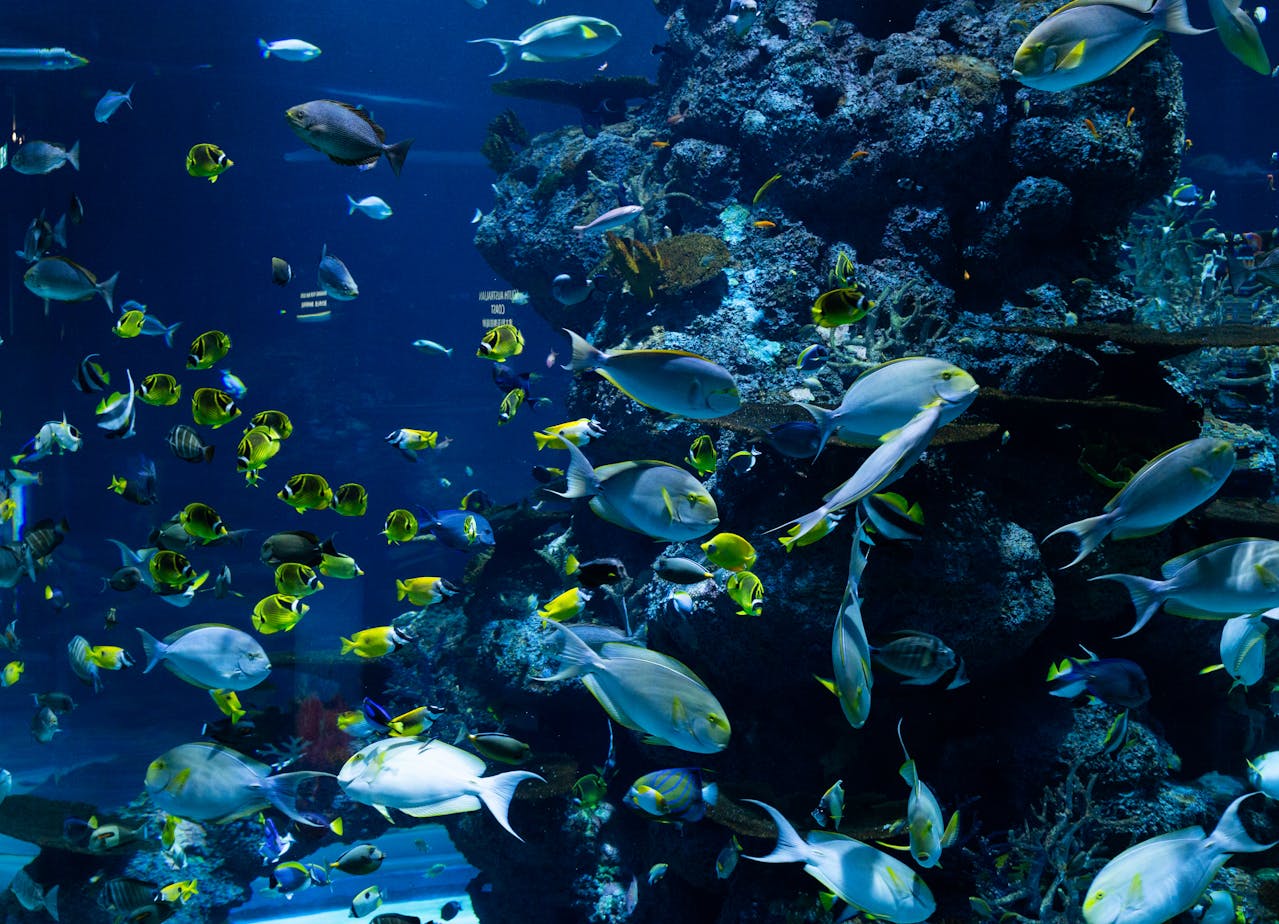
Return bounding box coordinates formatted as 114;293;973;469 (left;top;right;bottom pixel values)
563;329;740;420
743;799;935;923
796;356;978;455
895;720;958;868
1012;0;1209;91
338;738;543;839
549;436;719;541
23;256;117;313
1082;792;1273;924
1045;438;1235;568
1093;538;1279;637
145;741;335;826
539;621;730;754
137;624;271;690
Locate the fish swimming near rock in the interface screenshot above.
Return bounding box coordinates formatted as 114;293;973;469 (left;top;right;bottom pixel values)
469;15;622;75
338;737;543;839
1044;438;1235;568
146;741;335;827
1082;792;1274;924
564;329;740;420
285;99;414;177
1013;0;1209;91
549;436;719;542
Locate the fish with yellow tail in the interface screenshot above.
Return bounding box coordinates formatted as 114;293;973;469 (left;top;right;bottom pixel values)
537;620;730;753
892;720;958;868
563;329;740;419
1082;792;1274;924
468;15;622;76
742;799;935;923
340;625;414;658
533;418;606;450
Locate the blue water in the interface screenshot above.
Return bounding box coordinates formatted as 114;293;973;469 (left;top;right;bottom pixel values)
0;0;663;917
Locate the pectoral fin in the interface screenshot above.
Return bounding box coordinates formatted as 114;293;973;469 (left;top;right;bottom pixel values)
1056;39;1087;70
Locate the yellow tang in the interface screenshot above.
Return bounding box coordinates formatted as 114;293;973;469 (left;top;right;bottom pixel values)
210;689;245;724
701;532;757;572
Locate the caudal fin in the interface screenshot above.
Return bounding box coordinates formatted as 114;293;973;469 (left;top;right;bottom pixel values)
741;799;813;865
467;37;521;76
794;402;837;458
770;504;832;549
534;620;604;682
384;139;413;178
545;435;601;500
476;770;544;840
1208;792;1278;854
265;770;338;827
258;38;271;58
136;627;165;673
1043;513;1115;569
97;272;118;312
65;141;80;171
1089;573;1165;638
562;329;608;373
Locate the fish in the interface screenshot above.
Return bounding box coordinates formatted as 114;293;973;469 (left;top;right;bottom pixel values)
726;571;764;616
104;566;144;592
413;339;452;357
2;660;24;686
220;370;247;399
258;38;322;61
1093;538;1279;637
187;330;232;369
572;204;644;236
567;556;628;587
1082;793;1274;924
185;143;233;182
31;691;74;713
278;473;333;514
23;517;69;560
498;387;526;423
655;556;714;584
68;193;84;225
11;139;79;174
896;720;959;868
113;308;146;339
550;437;719;541
94;84;134;123
333;483;369;517
274;563;323;599
269;860;326;896
338;737;543;838
716;837;741;878
347;195;393;219
624;768;717;822
648;863;668;885
30;705;59;742
861;491;926;542
138;624;271;691
260;817;294;864
469;15;622;75
252;409;294;439
167;424;215;463
17;211;67;262
441;899;463;921
478;322;525;362
262;531;333;567
1045;438;1236;568
564;329;740;419
1047;647;1151;707
538;586;591;622
396;576;457;607
137;372;181;406
351;885;386;917
272;257;293;286
796;356;978;455
418;508;494;551
870;631;966;687
252;594;309;634
95;371;138;439
191;387;241;428
701;532;756;572
24;256;117;312
383;509;419;544
534;418;606;450
1013;0;1209;91
0;47;87;70
686;435;717;476
796;344;829;370
285;99;414;176
811;286;873;327
386;704;445;737
811;779;845;829
466;731;530;765
9;868;58;919
73;354;110;393
318;244;359;300
1204;613;1268;689
180;502;227;542
329;844;386;877
764;420;822;459
145;741;334;826
539;621;730;753
340;625;414;658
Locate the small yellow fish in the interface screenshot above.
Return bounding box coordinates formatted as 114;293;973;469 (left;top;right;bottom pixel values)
477;322;524;362
113;309;146;339
382;509;418;544
136;373;181;406
333;483;368;517
186;143;233;183
701;533;757;572
277;473;332;514
210;689;245;724
86;646;133;670
252;594;310;634
0;498;15;523
186;330;232;370
395;576;457;607
538;586;591;623
340;626;413;658
156;879;199;904
687;435;717;476
191;387;240;428
2;660;23;687
725;571;764;617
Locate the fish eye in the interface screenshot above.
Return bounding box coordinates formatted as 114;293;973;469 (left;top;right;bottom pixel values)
940;370;954;380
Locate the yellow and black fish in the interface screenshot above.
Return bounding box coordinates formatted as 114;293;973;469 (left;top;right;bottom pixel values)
275;563;323;597
186;330;232;370
278;473;332;514
333;483;368;517
136;373;181;407
149;549;196;588
476;323;524;363
191;387;240;428
251;409;293;440
179;502;227;543
811;287;873;328
236;426;281;482
382;509;418;544
114;309;146;339
186;143;233;183
252;593;309;634
73;354;110;393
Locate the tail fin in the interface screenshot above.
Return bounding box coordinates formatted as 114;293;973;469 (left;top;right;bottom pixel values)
264;770;338;827
383;139;413;178
347;195;358;216
163;322;181;349
467;37;521;76
136;627;165;673
123;84;134;108
340;636;356;655
1089;573;1165;638
545;436;601;500
1208;792;1277;854
897;719;917;787
741;800;813;865
66;141;80;171
535;620;604;682
44;884;59;922
1043;513;1115;569
769;504;832;548
1161;0;1215;34
97;272;118;312
475;770;544;840
258;38;271;58
52;214;67;249
794;402;837;458
562;329;607;372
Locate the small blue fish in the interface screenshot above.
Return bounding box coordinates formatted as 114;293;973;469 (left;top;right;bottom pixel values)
259;817;294;865
346;195;392;220
94;84;133;124
1046;647;1150;708
796;344;829;370
624;768;717;823
220;370;248;400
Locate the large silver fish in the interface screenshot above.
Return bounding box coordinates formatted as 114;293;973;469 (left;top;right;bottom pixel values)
23;256;117;313
10;139;78;174
284;100;413;177
137;624;270;690
469;15;621;75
